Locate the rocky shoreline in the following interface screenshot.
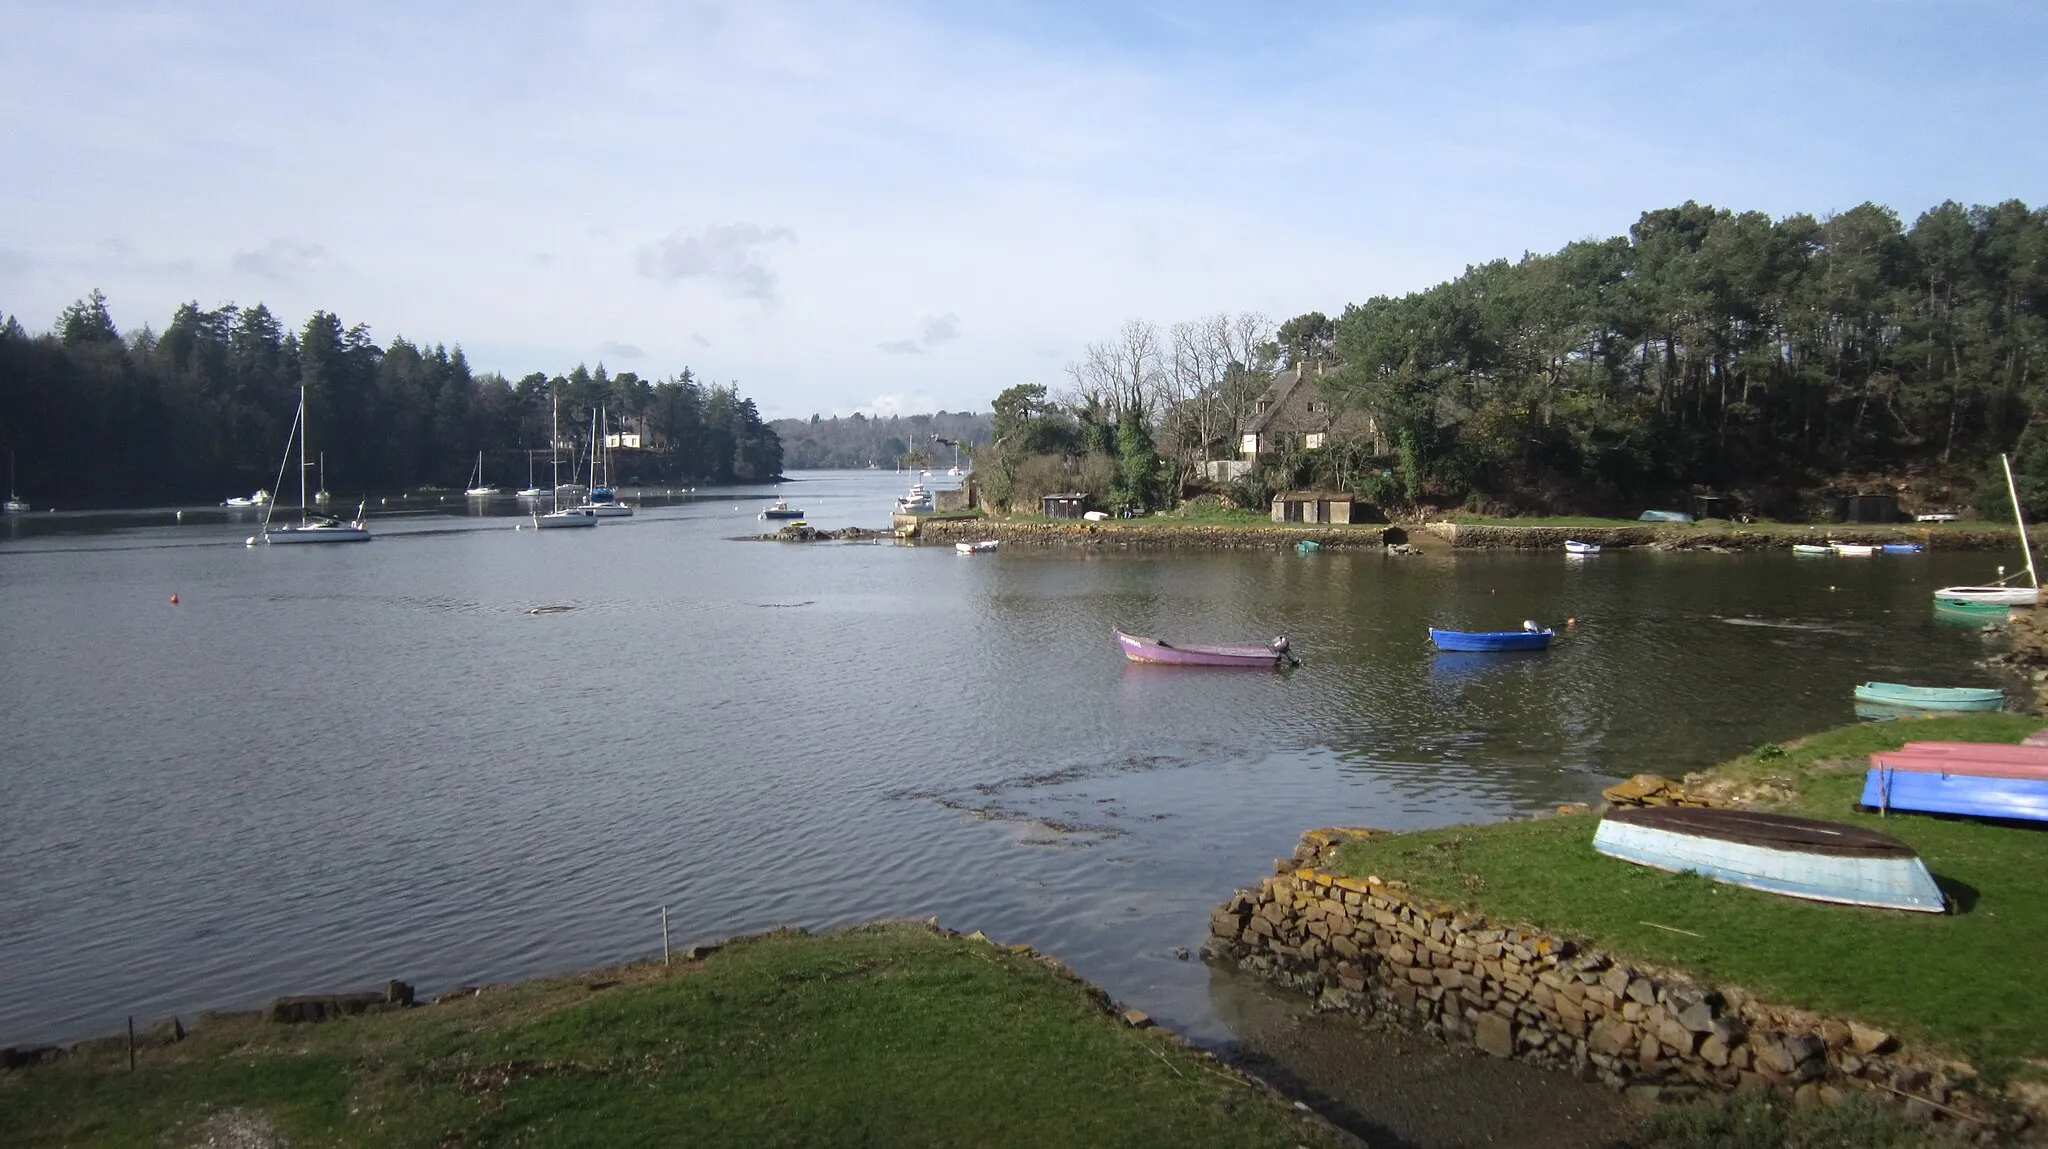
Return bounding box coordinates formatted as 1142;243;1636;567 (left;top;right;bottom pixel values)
910;517;1410;549
1204;827;2034;1138
1425;521;2039;551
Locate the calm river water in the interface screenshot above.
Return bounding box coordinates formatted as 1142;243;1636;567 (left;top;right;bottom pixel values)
0;471;2015;1046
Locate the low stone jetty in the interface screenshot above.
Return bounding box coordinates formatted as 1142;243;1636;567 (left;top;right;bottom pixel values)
1204;828;2013;1131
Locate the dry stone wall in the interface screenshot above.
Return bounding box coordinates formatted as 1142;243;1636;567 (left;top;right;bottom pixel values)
1203;829;2013;1132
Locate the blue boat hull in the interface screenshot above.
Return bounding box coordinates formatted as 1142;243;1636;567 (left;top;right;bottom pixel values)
1429;628;1553;652
1593;818;1945;912
1861;766;2048;823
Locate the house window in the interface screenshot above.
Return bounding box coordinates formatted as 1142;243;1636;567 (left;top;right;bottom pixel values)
1305;432;1326;449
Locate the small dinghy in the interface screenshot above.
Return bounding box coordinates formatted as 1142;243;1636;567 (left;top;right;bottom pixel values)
1638;510;1693;523
1115;629;1294;668
1934;585;2037;606
1593;806;1946;913
1853;682;2003;711
1563;540;1600;555
1863;742;2048;823
1791;543;1832;556
1832;543;1878;557
1933;596;2010;618
1428;624;1553;652
954;539;998;554
1881;543;1924;554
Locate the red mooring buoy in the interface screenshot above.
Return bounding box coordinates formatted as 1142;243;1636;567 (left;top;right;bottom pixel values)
169;594;179;605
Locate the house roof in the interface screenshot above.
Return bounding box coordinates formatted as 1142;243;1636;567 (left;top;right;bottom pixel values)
1243;367;1310;436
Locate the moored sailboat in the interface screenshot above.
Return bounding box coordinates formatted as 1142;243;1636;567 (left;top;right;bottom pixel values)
531;397;597;529
1935;453;2038;606
250;387;370;544
465;451;500;498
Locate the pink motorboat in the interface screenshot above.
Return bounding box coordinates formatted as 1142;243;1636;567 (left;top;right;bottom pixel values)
1114;629;1294;668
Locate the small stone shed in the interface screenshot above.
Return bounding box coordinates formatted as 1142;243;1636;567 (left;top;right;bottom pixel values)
1271;491;1355;524
1041;492;1089;519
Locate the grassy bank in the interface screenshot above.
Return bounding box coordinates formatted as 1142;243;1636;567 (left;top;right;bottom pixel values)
1325;714;2048;1078
0;923;1342;1148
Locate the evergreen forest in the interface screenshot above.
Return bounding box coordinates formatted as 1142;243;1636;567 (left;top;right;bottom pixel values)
0;294;783;507
768;411;991;471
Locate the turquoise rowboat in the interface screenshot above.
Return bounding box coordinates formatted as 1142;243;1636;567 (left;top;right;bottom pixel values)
1853;682;2004;711
1594;806;1945;913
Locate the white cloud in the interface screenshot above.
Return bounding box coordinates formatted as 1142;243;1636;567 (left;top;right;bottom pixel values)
919;313;960;344
231;239;326;283
635;223;796;302
597;340;644;359
858;393;938;417
878;338;923;355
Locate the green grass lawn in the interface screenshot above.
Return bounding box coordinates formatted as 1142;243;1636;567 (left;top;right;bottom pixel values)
1326;715;2048;1079
0;924;1342;1149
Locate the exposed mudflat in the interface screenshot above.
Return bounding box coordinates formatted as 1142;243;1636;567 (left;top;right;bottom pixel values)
1208;966;1641;1149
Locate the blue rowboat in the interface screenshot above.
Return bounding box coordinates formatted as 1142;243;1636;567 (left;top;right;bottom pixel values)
1429;627;1553;652
1861;743;2048;824
1863;766;2048;824
1593;806;1945;913
1881;543;1924;554
1638;510;1694;523
1852;682;2003;711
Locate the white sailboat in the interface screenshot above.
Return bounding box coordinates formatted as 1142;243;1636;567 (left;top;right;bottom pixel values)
517;450;546;499
1934;453;2038;606
465;451;500;498
531;396;597;529
249;387;370;544
576;408;633;517
3;449;28;513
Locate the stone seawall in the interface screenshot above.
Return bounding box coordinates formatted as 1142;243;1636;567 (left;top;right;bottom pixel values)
914;518;1407;549
1426;521;2039;551
1203;828;2013;1130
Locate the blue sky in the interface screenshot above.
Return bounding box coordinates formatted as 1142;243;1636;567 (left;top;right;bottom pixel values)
2;1;2042;418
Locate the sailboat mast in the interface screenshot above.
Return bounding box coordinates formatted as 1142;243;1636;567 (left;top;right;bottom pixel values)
550;396;562;512
589;408;599;490
2002;452;2039;589
298;385;309;515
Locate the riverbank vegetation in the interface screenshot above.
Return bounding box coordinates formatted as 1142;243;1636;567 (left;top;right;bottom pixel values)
1324;714;2048;1077
980;198;2048;523
0;293;782;506
0;923;1341;1148
768;411;991;470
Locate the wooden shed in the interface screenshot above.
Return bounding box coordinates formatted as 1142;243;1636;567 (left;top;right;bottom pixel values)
1041;492;1089;520
1271;491;1355;524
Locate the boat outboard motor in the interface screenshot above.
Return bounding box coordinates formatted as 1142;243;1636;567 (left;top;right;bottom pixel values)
1523;619;1539;632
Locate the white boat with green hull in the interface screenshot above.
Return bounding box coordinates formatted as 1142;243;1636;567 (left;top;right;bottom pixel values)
249;387;370;544
1935;453;2039;606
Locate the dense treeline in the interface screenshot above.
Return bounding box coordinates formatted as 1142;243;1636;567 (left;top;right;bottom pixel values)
768;411;991;470
1326;199;2048;515
988;199;2048;519
0;293;782;506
